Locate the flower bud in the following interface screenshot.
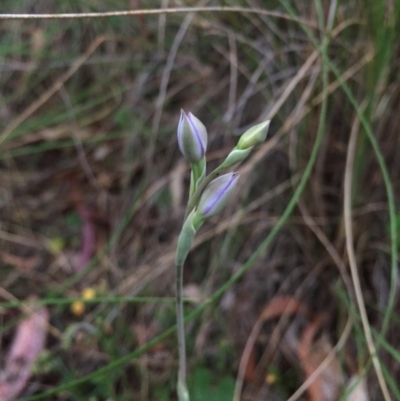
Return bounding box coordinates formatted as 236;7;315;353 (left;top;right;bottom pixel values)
196;172;239;218
219;148;251;169
177;110;208;162
237;120;270;150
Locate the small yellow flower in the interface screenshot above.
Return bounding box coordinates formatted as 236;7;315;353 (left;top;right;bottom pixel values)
82;287;96;300
71;301;85;316
71;287;96;317
265;373;276;384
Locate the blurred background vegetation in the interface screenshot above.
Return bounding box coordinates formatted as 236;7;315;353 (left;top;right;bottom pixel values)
0;1;399;400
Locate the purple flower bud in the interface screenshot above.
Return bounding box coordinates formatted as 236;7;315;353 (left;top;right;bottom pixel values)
196;172;239;218
177;110;208;162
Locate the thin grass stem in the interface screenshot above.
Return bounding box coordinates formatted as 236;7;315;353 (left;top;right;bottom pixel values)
344;112;392;400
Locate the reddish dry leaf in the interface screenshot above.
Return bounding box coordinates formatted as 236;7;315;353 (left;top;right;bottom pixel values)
243;345;257;383
298;316;325;401
0;304;49;401
258;296;311;321
0;251;41;272
241;296;311;383
298;315;342;401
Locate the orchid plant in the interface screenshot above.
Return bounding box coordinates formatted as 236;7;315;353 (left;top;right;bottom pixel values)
175;110;270;401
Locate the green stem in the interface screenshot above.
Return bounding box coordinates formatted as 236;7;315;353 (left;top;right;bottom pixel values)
174;212;200;401
176;263;189;401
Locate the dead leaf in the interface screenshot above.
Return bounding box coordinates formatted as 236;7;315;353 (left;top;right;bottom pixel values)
0;251;41;272
0;303;49;401
258;296;311;321
298;316;342;401
240;296;311;383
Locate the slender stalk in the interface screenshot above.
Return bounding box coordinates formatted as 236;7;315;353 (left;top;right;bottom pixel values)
175;215;199;401
175;263;189;401
344;111;391;401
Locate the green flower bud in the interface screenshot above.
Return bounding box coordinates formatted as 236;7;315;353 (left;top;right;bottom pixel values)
219;148;252;169
177;110;208;162
237;120;270;150
196;172;239;218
